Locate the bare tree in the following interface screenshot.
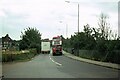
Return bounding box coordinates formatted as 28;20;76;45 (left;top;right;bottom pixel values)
98;13;111;40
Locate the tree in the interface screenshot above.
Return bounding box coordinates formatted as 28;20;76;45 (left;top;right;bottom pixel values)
19;27;41;53
83;24;92;37
98;13;111;40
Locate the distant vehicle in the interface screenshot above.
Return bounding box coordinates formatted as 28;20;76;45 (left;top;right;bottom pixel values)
52;36;62;56
41;39;50;54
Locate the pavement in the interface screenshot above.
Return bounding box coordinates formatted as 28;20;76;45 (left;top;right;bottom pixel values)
63;50;120;70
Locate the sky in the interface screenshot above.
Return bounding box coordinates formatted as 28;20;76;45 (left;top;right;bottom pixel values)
0;0;119;40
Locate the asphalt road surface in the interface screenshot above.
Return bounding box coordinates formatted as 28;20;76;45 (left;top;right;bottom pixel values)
2;53;119;78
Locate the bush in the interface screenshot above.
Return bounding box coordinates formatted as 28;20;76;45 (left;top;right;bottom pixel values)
2;49;37;62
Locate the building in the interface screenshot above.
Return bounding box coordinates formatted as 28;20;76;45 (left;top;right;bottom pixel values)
2;34;12;50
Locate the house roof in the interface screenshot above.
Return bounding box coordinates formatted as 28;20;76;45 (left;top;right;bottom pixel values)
2;34;12;42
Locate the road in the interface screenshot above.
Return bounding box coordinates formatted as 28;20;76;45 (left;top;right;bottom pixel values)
2;52;119;78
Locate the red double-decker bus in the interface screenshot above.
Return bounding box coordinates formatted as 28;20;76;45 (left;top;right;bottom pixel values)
52;36;62;56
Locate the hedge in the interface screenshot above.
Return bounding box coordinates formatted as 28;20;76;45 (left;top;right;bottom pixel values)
2;49;37;62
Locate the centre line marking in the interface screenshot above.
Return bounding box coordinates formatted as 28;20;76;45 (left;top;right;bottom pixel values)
49;54;62;66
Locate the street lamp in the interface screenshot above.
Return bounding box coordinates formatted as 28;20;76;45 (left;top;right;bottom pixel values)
65;1;79;33
65;1;70;3
59;21;68;38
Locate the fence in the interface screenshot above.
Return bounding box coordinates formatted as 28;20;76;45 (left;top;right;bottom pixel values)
63;48;120;64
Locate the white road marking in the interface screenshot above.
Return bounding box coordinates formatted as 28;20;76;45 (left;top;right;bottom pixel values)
49;54;62;66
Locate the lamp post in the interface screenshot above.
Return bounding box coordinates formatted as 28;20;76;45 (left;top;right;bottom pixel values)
59;21;68;38
66;23;68;38
78;3;79;33
65;1;79;33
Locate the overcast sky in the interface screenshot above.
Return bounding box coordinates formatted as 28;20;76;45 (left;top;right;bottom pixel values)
0;0;119;40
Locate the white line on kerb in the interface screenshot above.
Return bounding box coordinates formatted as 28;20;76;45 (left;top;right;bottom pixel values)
49;54;62;66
